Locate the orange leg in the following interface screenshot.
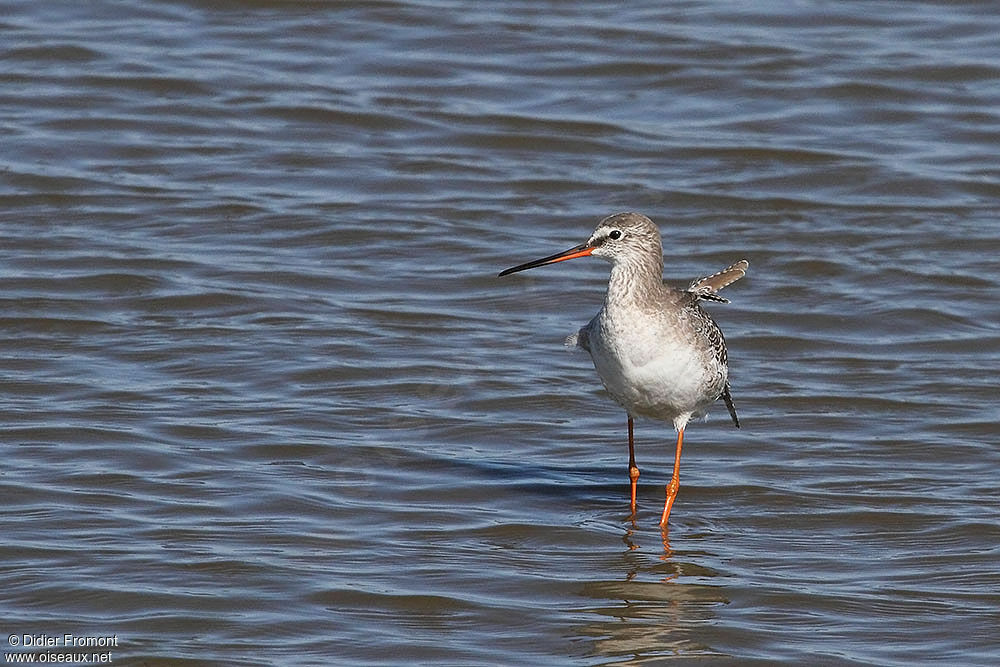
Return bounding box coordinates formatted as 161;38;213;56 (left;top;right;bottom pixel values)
659;428;685;527
627;416;640;515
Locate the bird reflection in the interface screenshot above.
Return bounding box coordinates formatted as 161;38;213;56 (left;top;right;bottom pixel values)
576;533;730;663
620;520;681;583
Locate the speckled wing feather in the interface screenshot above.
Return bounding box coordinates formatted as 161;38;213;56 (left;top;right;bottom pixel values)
685;259;749;303
687;304;741;428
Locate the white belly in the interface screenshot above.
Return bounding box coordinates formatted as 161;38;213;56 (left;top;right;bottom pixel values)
586;312;726;427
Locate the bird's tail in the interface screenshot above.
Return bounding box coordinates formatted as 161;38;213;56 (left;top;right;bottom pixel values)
721;383;740;428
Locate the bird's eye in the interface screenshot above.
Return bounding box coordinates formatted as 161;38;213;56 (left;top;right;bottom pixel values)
609;229;622;240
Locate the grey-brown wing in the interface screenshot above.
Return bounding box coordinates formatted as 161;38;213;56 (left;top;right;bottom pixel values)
687;302;741;429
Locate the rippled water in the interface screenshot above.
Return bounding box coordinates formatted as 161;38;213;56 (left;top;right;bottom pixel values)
3;1;999;665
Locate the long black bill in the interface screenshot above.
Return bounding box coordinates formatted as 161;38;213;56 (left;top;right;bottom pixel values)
498;243;594;277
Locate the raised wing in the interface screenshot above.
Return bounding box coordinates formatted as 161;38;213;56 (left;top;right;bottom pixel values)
685;259;749;303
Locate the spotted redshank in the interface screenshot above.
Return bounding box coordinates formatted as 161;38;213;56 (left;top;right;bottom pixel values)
499;212;747;527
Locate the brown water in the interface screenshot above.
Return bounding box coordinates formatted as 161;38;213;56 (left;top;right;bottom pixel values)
3;1;999;665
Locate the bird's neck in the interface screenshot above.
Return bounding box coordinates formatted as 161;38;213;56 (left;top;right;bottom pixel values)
605;255;665;312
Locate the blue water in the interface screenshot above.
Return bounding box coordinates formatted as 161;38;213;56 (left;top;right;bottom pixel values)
2;1;999;664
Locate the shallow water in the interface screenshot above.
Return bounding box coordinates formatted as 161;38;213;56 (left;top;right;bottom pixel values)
2;1;999;665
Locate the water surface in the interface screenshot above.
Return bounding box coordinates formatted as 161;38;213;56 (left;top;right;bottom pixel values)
2;1;999;664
